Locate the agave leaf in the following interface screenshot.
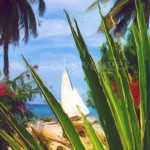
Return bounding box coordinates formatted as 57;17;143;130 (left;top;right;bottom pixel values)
99;73;131;149
134;0;150;148
132;22;146;141
78;106;105;150
12;134;29;150
98;4;141;149
22;56;85;150
65;10;123;150
135;0;150;59
0;129;24;150
144;63;150;149
0;103;43;150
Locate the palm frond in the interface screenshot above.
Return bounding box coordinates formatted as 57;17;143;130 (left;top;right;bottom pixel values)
0;0;46;79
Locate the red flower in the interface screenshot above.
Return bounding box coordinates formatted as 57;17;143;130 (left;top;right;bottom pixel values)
23;104;27;113
0;83;8;90
0;82;14;98
0;83;7;96
0;90;6;96
111;80;140;106
16;105;21;110
8;91;14;98
112;81;120;99
129;80;140;106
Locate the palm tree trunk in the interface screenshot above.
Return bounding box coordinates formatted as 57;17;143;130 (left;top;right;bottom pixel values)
3;37;9;80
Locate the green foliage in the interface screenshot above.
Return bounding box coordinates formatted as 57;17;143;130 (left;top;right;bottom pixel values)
65;0;149;149
78;106;104;150
86;90;95;108
0;102;43;150
0;0;150;150
133;0;150;148
98;31;138;79
0;69;40;149
65;10;122;150
0;129;23;150
124;30;138;79
0;69;40;122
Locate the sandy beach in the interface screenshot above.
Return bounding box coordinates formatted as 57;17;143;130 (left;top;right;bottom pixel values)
28;116;106;150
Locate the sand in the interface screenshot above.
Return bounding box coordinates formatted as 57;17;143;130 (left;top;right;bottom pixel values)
29;117;106;150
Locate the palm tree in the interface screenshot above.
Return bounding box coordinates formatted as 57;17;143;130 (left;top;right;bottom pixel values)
87;0;150;34
0;0;46;80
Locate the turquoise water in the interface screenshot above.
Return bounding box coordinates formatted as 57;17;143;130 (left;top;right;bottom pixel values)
27;104;98;120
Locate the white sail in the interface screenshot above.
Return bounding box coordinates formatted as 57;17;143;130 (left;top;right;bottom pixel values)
72;88;89;116
61;69;89;117
61;69;76;117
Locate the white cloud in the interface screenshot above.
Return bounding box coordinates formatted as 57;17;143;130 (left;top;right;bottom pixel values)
45;0;77;7
10;61;24;71
40;36;74;48
37;19;71;39
44;0;94;10
32;0;115;48
9;61;25;78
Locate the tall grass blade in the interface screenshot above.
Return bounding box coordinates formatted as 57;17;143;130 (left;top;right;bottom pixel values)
134;0;150;148
98;4;141;150
78;107;105;150
134;0;147;139
65;11;123;150
0;129;24;150
0;103;43;150
132;22;146;141
22;56;86;150
144;63;150;149
99;73;131;149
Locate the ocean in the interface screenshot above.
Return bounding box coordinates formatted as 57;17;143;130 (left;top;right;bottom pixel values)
27;104;98;120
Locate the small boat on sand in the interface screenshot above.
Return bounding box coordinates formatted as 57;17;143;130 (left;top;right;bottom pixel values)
61;69;89;118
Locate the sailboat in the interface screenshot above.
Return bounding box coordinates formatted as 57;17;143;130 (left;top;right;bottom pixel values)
61;69;89;118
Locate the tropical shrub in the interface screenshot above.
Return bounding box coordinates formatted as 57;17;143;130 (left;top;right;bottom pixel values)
0;67;40;120
0;0;150;149
87;30;141;108
0;68;40;149
65;0;150;149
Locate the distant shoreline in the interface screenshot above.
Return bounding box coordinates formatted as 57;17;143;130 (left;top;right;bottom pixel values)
27;104;98;119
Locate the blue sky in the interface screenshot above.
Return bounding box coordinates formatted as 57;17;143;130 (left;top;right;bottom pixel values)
0;0;116;103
